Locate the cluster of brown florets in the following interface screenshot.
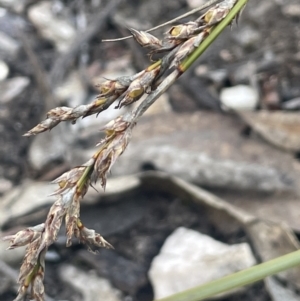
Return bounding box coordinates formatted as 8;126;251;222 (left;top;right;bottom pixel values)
3;1;241;300
23;0;238;137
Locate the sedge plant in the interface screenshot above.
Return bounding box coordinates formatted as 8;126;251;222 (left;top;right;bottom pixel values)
4;1;299;301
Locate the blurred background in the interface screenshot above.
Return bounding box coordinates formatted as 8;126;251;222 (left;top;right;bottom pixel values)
0;0;300;300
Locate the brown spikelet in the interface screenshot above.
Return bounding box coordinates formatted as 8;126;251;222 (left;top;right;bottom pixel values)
94;116;132;189
3;224;44;249
130;28;163;51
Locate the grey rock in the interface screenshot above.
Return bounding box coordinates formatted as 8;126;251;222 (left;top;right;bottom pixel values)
195;66;228;85
77;249;148;295
28;126;72;171
45;250;61;263
265;277;300;301
0;176;140;229
114;145;290;192
0;239;26;264
59;264;122;301
247;2;273;21
238;111;300;152
0;0;25;13
246;220;300;289
234;26;261;48
282;97;300;110
79;197;150;237
149;227;256;299
54;71;87;108
28;1;76;52
0;178;12;195
282;4;300;17
231;61;257;84
0;77;30;104
72;112;296;193
0;31;19;59
0;181;56;229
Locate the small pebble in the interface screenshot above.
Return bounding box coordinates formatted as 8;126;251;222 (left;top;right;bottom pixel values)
0;60;9;81
186;0;206;9
220;85;259;111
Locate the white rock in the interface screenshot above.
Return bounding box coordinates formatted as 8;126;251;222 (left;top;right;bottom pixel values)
282;4;300;18
0;60;9;81
149;227;256;299
28;1;76;52
59;265;122;301
220;85;259;111
186;0;206;9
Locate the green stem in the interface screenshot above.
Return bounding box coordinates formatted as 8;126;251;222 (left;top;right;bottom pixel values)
77;165;94;192
180;0;248;72
156;249;300;301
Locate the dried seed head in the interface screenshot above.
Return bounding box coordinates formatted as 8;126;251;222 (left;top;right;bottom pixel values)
130;28;162;51
23;118;60;136
51;166;87;195
18;238;42;284
96;74;135;99
95;135;130;189
170;36;198;67
46;107;71;120
96;79;128;97
65;197;80;247
3;224;44;249
77;220;113;252
18;251;46;301
118;80;145;107
95;116;132;188
97;80;117;96
101;115;131;134
40;199;67;249
14;284;28;301
167;22;199;40
202;0;237;25
31;269;45;301
118;66;161;108
24;94;121;136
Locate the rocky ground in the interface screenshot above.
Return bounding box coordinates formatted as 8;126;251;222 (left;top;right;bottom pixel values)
0;0;300;300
